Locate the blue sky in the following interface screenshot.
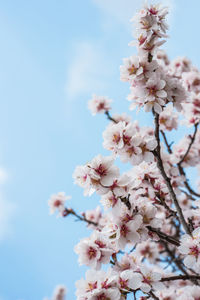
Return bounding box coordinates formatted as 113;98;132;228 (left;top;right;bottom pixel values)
0;0;200;299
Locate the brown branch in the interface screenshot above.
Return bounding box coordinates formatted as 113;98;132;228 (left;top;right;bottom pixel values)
176;123;200;198
161;275;200;282
105;111;117;123
160;241;199;284
178;165;200;198
156;195;177;219
120;194;131;210
147;226;180;246
63;208;98;226
180;189;197;201
178;123;199;165
149;291;159;300
153;111;191;235
160;130;172;154
161;241;188;275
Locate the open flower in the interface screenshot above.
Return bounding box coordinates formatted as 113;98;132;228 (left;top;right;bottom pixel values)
88;94;112;115
48;192;71;216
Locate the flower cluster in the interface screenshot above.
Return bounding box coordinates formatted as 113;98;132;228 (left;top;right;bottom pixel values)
76;266;163;300
103;121;157;165
120;5;187;113
48;2;200;299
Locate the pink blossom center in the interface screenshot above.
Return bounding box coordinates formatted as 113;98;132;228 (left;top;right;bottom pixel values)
138;35;147;45
86;281;97;292
189;245;199;258
123;134;132;145
112;133;121;144
143;275;152;285
119;277;128;289
148;7;158;15
87;246;97;259
95;240;106;248
101;279;111;289
54;200;62;207
148;86;157;96
122;214;133;223
193;79;200;87
126;146;136;157
141;245;151;256
97;293;110;300
95;164;107;176
128;64;137;75
120;224;130;237
97;102;106;111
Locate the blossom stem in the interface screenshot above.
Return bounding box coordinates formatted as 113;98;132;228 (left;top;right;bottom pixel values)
105;111;117;123
161;241;189;275
63;208;98;226
160;130;172;154
147;226;180;246
178;122;199;165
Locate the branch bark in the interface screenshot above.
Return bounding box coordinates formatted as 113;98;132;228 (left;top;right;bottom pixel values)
161;274;200;282
63;208;98;226
178;123;199;165
105;111;117;123
153;111;191;235
147;226;180;246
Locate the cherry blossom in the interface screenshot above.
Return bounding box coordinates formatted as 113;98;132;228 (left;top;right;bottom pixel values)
48;192;71;216
75;230;116;269
159;103;178;131
179;227;200;271
88;94;112;115
140;265;164;293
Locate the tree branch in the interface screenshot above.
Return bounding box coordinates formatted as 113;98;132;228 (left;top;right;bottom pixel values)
160;130;172;154
147;226;180;246
161;275;200;282
178;123;199;165
63;208;98;226
153;111;191;235
105;111;117;123
149;291;159;300
178;165;200;198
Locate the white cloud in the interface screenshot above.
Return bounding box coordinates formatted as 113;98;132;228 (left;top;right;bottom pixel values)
0;168;15;242
0;196;15;241
92;0;141;27
65;41;113;99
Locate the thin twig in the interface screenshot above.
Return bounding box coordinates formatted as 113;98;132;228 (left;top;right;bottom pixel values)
156;195;177;219
178;123;199;165
161;241;199;284
178;165;200;198
161;130;172;154
161;275;200;282
147;226;180;246
161;241;188;275
149;291;159;300
105;111;117;123
63;208;98;226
